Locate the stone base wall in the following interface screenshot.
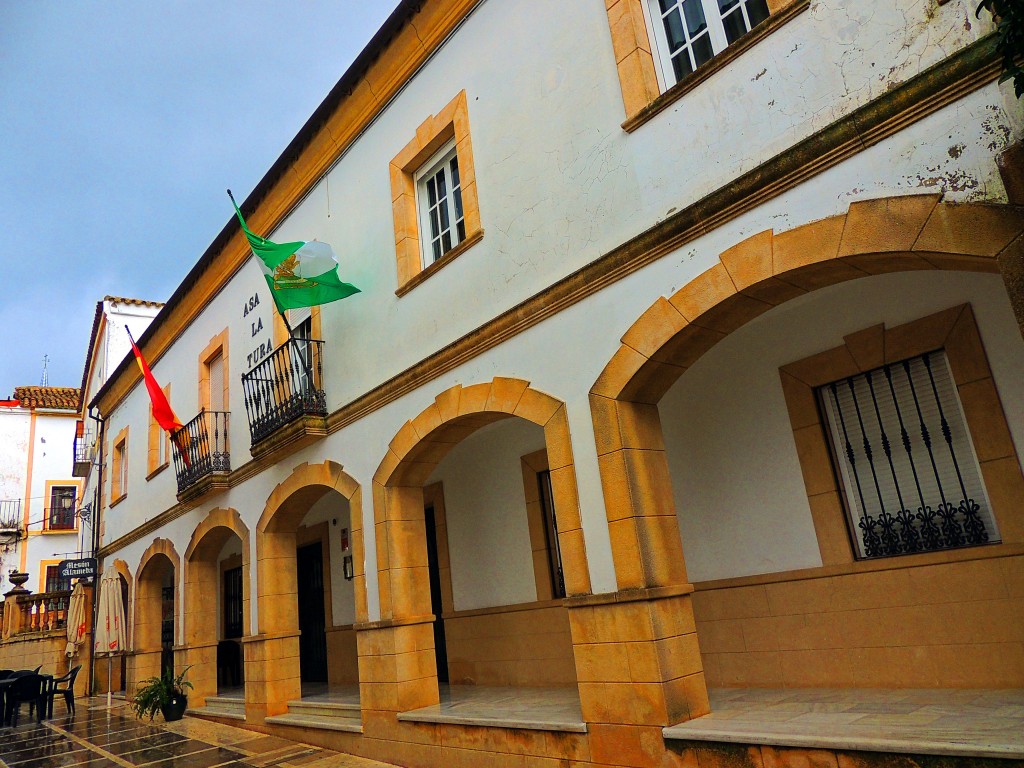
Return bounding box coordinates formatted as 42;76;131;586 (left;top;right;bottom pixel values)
326;626;359;685
444;602;575;687
693;550;1024;689
0;630;91;699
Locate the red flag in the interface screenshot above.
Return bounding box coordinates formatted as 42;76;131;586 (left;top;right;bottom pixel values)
127;331;190;466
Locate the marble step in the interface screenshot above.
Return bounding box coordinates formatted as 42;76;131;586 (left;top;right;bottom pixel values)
286;699;361;721
264;711;363;733
189;695;246;720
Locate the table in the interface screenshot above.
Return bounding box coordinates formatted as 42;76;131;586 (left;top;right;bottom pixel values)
0;674;53;726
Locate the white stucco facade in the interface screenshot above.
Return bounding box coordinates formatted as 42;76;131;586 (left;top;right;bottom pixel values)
84;1;1024;727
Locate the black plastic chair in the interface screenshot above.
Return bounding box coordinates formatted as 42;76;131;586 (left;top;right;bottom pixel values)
4;673;46;726
45;666;80;716
0;670;13;680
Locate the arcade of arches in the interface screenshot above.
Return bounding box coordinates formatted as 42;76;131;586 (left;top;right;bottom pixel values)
114;196;1024;764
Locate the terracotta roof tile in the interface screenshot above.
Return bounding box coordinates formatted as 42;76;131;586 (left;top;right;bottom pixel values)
104;296;164;308
13;386;81;410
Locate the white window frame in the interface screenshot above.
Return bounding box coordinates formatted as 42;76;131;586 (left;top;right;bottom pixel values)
115;440;128;498
415;139;465;269
642;0;770;89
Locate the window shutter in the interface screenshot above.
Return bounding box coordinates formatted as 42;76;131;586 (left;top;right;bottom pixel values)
287;306;312;328
819;350;997;559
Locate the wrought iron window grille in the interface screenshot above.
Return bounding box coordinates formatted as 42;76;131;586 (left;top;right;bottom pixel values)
241;337;326;446
818;350;998;560
171;410;231;493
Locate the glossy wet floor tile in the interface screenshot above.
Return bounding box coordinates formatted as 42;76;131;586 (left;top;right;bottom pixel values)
0;699;397;768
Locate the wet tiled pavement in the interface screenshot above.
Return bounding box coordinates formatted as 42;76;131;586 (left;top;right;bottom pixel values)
0;700;394;768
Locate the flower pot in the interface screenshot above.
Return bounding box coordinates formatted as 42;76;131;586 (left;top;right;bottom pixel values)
161;694;188;722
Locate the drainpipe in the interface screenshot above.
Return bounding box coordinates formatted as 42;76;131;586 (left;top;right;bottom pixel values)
87;407;105;697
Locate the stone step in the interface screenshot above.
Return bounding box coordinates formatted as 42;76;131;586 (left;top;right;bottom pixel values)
286;699;361;720
190;695;246;720
264;712;363;733
188;705;246;721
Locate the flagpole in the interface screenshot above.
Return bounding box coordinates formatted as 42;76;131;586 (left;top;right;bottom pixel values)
229;188;294;341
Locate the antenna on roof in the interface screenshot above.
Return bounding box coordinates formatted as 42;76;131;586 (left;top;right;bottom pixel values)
40;354;49;387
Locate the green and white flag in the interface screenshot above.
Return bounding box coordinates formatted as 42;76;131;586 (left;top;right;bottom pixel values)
230;194;360;313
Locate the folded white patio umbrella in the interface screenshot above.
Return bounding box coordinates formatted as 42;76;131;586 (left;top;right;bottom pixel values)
94;570;127;707
65;581;88;657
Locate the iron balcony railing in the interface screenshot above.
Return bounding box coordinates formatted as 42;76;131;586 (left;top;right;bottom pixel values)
241;338;326;446
171;410;230;494
0;499;22;530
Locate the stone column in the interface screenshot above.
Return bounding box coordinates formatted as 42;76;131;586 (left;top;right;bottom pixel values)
354;616;438;742
242;631;301;722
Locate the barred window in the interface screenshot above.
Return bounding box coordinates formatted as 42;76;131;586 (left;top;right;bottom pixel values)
818;350;998;559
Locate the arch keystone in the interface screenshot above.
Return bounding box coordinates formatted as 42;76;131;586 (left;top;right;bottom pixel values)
485;377;530;414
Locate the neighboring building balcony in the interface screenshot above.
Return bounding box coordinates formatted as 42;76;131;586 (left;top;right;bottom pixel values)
172;410;231;502
241;338;327;459
0;499;23;546
73;430;95;477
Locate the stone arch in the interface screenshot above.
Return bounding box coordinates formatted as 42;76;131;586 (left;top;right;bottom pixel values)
183;508;250;704
134;538;180;650
184;507;251;637
132;538;180;686
256;460;364;634
371;377;590;622
589;195;1024;590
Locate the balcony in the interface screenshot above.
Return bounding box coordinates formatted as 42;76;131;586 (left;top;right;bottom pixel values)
73;430;95;478
0;500;23;550
171;410;231;502
242;338;327;459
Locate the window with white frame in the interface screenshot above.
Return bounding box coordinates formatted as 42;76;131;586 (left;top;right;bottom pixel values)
416;141;465;267
645;0;770;85
818;350;998;560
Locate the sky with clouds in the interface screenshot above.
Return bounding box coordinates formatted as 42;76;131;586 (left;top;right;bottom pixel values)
0;1;396;398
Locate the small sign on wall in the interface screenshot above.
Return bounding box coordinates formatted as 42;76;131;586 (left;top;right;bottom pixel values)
343;555;354;581
58;558;96;581
340;527;349;551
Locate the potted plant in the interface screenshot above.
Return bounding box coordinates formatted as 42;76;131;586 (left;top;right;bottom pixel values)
130;666;193;722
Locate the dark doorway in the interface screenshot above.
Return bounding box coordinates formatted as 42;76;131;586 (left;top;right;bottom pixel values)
160;584;175;677
424;505;448;683
218;566;244;689
223;567;243;639
296;541;328;683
